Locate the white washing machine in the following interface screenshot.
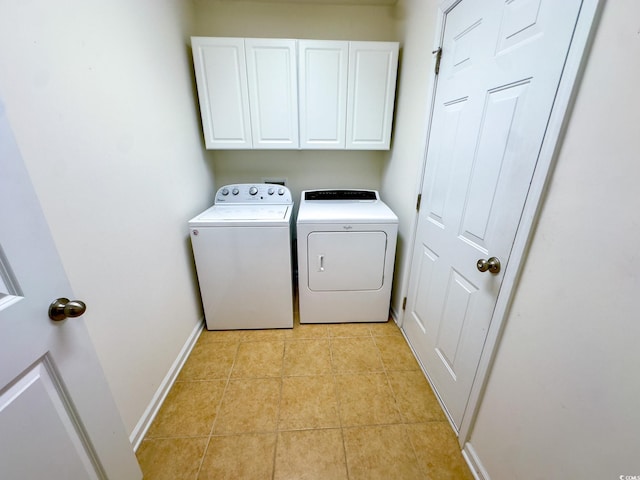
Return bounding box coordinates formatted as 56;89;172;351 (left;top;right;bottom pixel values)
296;189;398;323
189;184;294;330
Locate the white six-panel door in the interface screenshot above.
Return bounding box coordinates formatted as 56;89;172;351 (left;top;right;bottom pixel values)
403;0;583;431
0;104;141;479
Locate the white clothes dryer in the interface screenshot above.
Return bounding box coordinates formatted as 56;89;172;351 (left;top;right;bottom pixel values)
296;189;398;323
189;184;294;330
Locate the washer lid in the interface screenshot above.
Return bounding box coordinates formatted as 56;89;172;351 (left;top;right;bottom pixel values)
189;204;291;226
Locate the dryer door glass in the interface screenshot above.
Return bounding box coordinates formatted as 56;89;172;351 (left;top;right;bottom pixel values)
307;231;387;291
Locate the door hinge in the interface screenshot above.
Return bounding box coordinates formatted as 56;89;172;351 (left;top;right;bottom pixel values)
433;47;442;75
402;297;407;310
416;193;422;211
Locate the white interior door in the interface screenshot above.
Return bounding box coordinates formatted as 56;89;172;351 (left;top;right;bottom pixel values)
0;104;141;479
403;0;583;431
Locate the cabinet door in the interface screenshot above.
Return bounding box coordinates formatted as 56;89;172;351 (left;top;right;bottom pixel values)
299;40;348;149
346;42;399;150
245;39;299;149
191;37;252;149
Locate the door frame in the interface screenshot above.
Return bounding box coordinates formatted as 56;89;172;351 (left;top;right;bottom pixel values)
398;0;605;446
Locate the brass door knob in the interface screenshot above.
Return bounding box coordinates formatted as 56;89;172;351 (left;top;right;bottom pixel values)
477;257;501;274
48;298;87;321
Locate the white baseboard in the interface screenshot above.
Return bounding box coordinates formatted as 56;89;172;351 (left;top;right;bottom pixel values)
463;442;491;480
389;305;400;325
129;319;204;450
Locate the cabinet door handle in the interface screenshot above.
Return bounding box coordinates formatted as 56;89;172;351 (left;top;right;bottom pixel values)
318;255;324;272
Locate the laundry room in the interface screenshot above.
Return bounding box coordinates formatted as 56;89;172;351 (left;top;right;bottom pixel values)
1;1;639;479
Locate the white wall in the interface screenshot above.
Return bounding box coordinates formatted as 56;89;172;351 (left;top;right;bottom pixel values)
191;0;398;204
193;0;397;40
0;0;213;434
467;2;640;477
380;0;438;315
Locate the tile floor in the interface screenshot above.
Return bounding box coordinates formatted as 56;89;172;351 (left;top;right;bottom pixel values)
136;318;474;479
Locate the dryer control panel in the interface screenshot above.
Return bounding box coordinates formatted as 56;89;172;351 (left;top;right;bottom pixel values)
215;184;292;204
304;190;378;201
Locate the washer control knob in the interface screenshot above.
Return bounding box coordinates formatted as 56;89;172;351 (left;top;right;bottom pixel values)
232;188;239;195
249;186;258;196
278;188;285;196
268;187;275;195
221;188;229;196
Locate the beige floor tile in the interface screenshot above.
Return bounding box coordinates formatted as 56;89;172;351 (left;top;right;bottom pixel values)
335;373;401;426
283;320;329;339
279;376;339;430
231;340;284;378
369;319;403;337
375;334;421;371
343;425;422;480
199;433;276;480
284;314;329;339
406;423;475;480
330;337;384;373
140;319;466;479
146;380;227;437
241;328;287;341
178;341;238;380
274;429;348;480
327;322;373;337
198;328;244;343
387;370;446;423
136;437;208;480
283;339;332;376
214;378;281;434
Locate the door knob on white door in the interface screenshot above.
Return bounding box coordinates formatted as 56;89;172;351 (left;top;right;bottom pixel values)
477;257;501;274
49;298;87;321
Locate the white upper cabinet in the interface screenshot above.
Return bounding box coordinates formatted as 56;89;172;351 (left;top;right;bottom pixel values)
346;42;399;150
245;39;299;149
191;37;399;150
191;37;252;149
299;40;349;149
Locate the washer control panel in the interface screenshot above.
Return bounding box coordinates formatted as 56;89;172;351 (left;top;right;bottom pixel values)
215;184;292;204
